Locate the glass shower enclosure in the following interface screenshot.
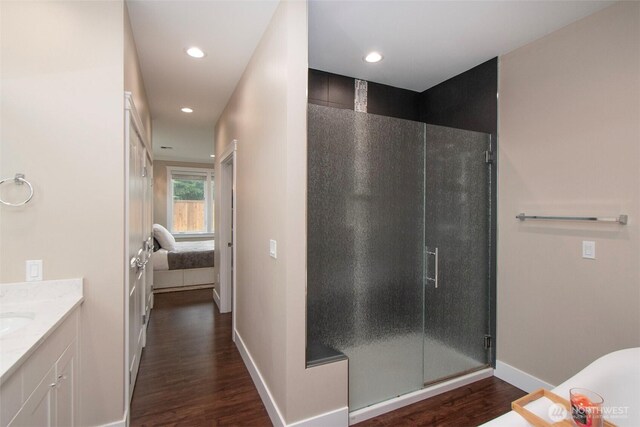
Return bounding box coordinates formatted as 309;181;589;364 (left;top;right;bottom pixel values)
307;104;492;411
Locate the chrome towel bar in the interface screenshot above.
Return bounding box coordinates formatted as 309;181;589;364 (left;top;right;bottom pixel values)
516;213;628;225
0;173;34;207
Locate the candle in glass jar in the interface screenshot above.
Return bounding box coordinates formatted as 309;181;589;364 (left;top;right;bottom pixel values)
570;388;604;427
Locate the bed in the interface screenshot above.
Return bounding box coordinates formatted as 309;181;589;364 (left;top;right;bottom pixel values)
152;239;215;291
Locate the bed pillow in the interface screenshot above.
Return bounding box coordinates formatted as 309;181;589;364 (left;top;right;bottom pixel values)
153;224;176;251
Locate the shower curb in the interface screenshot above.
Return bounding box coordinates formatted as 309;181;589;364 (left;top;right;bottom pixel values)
348;367;494;425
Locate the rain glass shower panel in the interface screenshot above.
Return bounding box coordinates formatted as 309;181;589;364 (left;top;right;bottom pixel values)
307;104;426;410
423;125;491;385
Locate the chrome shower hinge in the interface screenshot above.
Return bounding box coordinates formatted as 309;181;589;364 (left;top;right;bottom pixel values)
484;335;492;349
485;151;495;164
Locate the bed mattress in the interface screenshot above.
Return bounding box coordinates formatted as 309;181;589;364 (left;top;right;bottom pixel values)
153;240;214;271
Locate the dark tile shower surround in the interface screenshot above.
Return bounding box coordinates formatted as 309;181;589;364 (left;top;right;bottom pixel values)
419;58;498;135
308;68;420;121
308;57;497;132
308;69;355;110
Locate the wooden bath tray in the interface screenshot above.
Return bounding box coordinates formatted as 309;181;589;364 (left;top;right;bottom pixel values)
512;388;616;427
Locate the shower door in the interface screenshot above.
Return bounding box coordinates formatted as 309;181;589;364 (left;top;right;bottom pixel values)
423;124;491;384
307;104;426;410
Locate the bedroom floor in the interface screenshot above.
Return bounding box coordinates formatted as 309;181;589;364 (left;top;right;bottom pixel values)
130;289;525;426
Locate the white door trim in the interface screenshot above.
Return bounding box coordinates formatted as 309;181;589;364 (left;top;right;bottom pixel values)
219;140;237;338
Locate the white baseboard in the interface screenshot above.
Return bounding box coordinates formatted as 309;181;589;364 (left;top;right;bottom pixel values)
235;330;349;427
494;360;554;392
100;412;127;427
289;406;349;427
349;367;494;425
213;287;221;309
235;330;287;427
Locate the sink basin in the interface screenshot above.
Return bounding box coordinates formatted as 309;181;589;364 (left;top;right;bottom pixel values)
0;312;35;337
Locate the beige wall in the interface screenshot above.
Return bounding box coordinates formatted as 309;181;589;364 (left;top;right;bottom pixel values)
0;1;130;425
125;5;151;141
214;1;348;423
153;159;214;233
498;2;640;385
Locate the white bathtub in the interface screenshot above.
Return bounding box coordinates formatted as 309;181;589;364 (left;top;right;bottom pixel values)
483;348;640;426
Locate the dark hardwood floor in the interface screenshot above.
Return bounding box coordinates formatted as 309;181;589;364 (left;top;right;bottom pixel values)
130;289;524;426
354;377;526;427
130;289;271;426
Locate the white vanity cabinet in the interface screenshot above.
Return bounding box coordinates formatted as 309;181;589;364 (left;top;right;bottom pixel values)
9;365;56;426
1;308;79;427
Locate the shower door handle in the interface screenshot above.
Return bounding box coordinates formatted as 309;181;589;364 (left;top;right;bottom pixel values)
426;247;439;289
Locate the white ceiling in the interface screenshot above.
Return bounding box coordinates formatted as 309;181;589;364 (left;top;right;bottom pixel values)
152;120;215;163
309;1;614;92
126;0;279;161
128;0;613;162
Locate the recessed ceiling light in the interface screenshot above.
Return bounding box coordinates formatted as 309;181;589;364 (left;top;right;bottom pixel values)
364;51;383;63
181;107;194;113
186;47;206;58
210;154;215;158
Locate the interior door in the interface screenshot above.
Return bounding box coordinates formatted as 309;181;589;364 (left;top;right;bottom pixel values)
128;125;145;399
423;124;491;385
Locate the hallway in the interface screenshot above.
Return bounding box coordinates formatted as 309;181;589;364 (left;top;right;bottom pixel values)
130;289;271;426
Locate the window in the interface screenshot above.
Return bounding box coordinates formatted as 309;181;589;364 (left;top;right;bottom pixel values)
167;167;214;236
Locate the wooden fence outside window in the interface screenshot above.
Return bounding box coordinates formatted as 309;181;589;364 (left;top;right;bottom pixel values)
172;200;206;232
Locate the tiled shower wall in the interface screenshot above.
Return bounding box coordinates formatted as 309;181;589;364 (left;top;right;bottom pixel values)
308;69;420;121
308;57;497;130
419;58;497;135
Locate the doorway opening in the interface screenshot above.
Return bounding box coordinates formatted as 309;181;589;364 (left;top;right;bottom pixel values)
217;141;237;338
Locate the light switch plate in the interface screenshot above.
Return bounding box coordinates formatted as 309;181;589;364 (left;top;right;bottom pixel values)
269;239;277;259
582;241;596;259
26;260;43;281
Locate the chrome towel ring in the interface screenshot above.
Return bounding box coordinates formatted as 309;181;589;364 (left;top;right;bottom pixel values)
0;173;34;206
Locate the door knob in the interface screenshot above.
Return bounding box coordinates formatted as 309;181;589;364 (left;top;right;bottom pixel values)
130;256;144;269
227;242;232;247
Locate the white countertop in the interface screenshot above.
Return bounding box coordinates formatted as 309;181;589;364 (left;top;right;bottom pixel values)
0;279;83;382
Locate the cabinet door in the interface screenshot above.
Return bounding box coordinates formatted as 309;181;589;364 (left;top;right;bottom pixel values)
9;366;55;427
55;343;76;427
